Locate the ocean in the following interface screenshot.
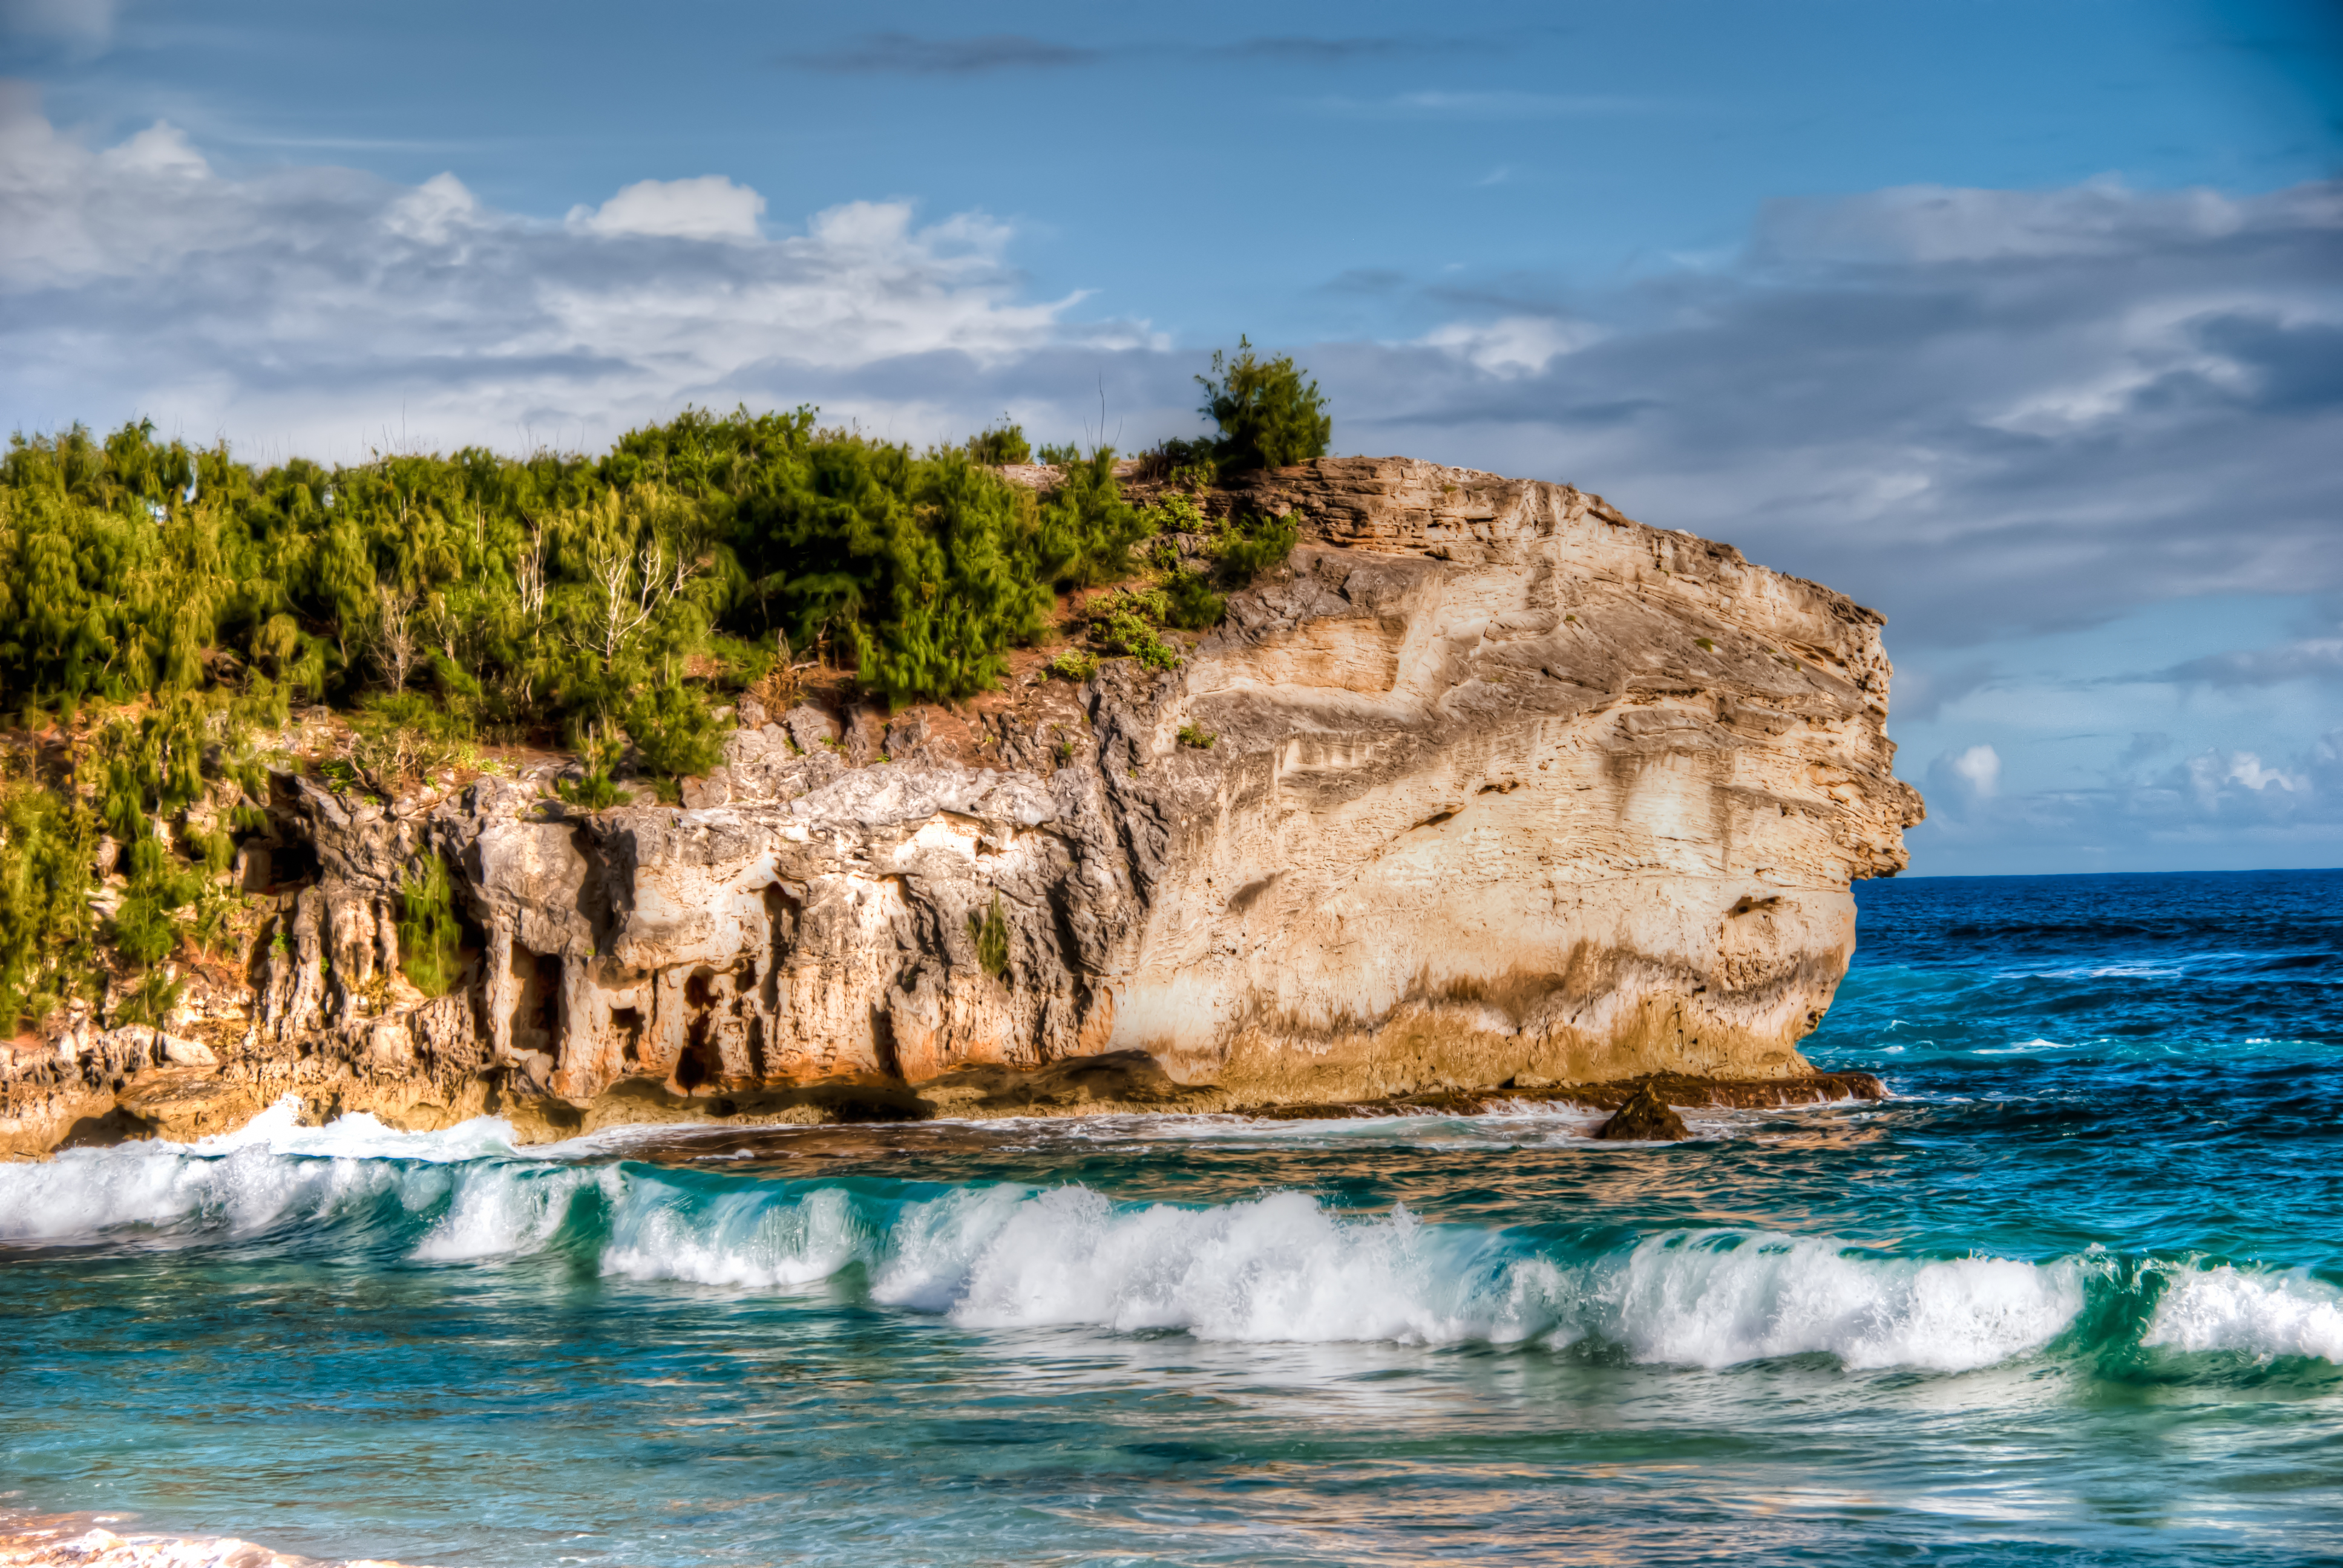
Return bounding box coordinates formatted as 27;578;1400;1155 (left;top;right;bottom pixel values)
3;869;2339;1566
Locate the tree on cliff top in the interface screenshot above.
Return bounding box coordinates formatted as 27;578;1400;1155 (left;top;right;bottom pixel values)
1196;337;1331;472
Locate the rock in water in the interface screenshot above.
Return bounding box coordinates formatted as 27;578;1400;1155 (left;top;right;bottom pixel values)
0;457;1925;1153
1594;1084;1692;1142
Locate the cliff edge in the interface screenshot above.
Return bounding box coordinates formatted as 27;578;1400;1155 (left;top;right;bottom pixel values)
0;457;1923;1153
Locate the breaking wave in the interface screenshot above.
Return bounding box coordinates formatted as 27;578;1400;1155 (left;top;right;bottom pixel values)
1;1108;2327;1375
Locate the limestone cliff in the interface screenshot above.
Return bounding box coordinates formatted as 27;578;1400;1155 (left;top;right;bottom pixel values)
0;457;1922;1154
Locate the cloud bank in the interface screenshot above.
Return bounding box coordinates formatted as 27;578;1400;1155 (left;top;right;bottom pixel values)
0;87;1152;456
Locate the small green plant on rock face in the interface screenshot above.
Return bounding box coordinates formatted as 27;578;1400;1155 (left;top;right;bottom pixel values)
111;967;182;1029
1087;587;1181;671
557;722;627;809
1177;723;1215;750
1047;648;1098;683
1695;638;1715;652
398;856;465;997
968;891;1010;979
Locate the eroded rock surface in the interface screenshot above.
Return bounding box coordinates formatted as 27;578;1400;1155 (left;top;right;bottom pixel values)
0;457;1921;1154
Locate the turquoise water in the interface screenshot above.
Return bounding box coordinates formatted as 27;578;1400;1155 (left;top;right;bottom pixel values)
3;869;2340;1565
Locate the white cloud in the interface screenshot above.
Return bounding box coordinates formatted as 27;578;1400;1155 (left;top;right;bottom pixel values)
2223;751;2304;792
1948;744;2002;795
0;93;1152;456
566;174;766;241
1418;315;1593;378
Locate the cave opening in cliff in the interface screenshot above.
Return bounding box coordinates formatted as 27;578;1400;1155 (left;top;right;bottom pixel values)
511;950;563;1057
611;1007;644;1069
675;968;719;1091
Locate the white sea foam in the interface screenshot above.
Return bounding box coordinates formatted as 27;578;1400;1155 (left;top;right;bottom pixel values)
0;1123;2094;1371
601;1180;865;1287
2142;1265;2343;1362
1587;1233;2082;1371
574;1175;2082;1368
0;1098;522;1245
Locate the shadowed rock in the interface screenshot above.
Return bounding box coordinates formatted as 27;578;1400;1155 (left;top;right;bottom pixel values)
1594;1083;1692;1142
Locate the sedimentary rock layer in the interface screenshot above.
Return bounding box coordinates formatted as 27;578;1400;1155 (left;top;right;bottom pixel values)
0;457;1921;1154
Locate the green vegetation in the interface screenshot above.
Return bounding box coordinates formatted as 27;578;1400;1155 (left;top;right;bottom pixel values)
1197;337;1332;472
0;356;1331;1031
0;772;97;1033
965;419;1031;466
397;855;465;997
968;891;1010;979
1085;588;1182;672
1177;723;1216;750
0;407;1206;742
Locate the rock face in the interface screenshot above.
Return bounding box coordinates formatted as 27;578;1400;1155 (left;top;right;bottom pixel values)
0;457;1922;1154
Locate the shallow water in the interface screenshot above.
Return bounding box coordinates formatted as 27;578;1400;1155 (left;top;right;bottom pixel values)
3;869;2339;1565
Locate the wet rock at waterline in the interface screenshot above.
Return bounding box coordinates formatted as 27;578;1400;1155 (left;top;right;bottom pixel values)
1594;1084;1693;1142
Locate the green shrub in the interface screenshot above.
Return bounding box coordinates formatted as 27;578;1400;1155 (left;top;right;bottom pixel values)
966;419;1032;466
1047;649;1099;682
111;967;182;1029
1196;338;1331;472
1037;449;1156;590
557;722;628;809
1209;513;1300;587
1161;569;1225;630
1177;723;1215;750
622;678;722;780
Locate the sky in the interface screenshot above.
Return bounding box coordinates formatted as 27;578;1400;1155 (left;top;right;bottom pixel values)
2;0;2339;875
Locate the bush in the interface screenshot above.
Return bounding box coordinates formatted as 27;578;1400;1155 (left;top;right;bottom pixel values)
1196;337;1331;472
1087;588;1181;671
1036;450;1156;590
1160;569;1225;630
622;678;722;780
966;419;1032;466
557;722;628;809
1046;649;1098;682
1209;512;1300;586
1177;723;1215;750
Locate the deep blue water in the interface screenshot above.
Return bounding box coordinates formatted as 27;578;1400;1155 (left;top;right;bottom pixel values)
3;869;2340;1566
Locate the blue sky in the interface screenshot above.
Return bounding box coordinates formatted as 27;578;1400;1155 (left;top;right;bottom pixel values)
2;0;2339;874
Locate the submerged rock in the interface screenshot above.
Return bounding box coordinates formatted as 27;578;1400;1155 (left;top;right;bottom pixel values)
0;457;1922;1154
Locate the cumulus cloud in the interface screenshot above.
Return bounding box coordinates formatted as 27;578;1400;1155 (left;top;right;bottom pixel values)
1914;731;2343;872
0;90;1152;454
566;175;765;241
1945;744;2002;795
